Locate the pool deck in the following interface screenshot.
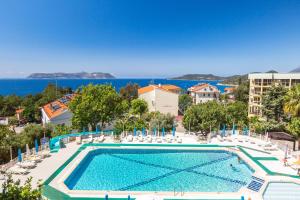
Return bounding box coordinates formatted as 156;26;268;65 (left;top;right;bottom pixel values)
4;133;300;200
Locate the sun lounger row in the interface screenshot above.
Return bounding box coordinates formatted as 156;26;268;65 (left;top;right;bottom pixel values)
5;150;51;175
126;135;182;143
77;135;105;144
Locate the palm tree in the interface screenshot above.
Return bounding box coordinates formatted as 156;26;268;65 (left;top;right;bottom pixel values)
284;84;300;117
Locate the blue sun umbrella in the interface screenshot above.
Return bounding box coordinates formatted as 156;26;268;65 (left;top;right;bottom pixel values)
105;194;108;200
128;195;131;200
232;123;236;135
153;128;156;136
242;127;248;136
142;128;145;137
172;126;176;137
162;127;165;137
134;127;137;136
35;139;39;153
18;148;22;162
222;124;226;137
96;125;99;133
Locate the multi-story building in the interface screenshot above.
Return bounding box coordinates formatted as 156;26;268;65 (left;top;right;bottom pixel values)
248;73;300;117
138;84;180;116
188;83;220;104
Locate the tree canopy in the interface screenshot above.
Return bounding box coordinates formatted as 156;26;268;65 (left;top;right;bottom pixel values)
178;94;193;114
284;84;300;117
69;84;124;130
287;117;300;139
130;98;148;118
0;175;42;200
119;83;139;102
183;101;225;133
262;84;287;122
233;81;249;103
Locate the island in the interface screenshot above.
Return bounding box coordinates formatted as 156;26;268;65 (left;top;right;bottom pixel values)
27;72;115;79
172;70;278;85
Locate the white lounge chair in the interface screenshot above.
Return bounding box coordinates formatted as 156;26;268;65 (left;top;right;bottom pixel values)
225;136;233;142
164;135;172;143
138;136;144;142
82;136;93;144
39;150;51;158
126;135;133;142
156;137;162;143
217;135;224;142
94;135;105;143
177;137;182;143
7;166;29;174
28;155;42;162
146;136;152;143
264;145;278;151
76;136;82;144
17;160;36;169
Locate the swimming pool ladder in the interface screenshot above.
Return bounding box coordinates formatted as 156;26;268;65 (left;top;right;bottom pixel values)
173;186;184;196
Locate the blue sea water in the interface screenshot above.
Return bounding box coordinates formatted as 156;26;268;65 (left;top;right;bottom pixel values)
64;148;253;192
0;79;228;96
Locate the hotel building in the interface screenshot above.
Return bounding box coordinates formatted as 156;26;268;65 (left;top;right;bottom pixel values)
248;73;300;117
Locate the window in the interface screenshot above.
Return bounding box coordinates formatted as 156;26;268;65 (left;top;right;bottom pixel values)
291;79;300;86
254;88;261;95
263;79;272;86
279;79;290;87
254;79;261;86
208;94;211;97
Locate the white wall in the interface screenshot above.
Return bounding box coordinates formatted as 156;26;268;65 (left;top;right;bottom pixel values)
154;89;178;116
41;109;73;126
50;111;73;126
139;89;179;116
139;90;156;112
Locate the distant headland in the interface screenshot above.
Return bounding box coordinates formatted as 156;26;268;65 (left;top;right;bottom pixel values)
27;72;115;79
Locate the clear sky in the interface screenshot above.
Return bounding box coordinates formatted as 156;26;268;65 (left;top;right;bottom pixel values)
0;0;300;78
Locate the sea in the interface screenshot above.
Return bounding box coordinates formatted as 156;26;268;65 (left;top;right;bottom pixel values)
0;79;229;96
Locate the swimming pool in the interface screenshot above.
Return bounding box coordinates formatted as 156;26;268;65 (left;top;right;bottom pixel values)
64;148;254;192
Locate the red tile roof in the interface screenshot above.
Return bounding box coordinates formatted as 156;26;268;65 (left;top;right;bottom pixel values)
138;84;181;95
42;94;75;119
188;83;219;93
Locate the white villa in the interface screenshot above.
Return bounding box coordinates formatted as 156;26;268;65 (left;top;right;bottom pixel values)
138;84;180;116
188;83;220;104
41;94;74;126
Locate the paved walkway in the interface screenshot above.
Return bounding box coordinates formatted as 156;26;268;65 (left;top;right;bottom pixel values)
5;142;80;187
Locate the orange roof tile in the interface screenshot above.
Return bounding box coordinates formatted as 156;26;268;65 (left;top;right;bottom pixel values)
224;87;235;91
138;84;181;95
188;83;219;93
160;84;181;91
42;94;75;119
16;108;24;114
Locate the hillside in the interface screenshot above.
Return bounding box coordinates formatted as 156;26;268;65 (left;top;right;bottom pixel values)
172;70;278;85
171;74;224;80
290;67;300;73
28;72;115;79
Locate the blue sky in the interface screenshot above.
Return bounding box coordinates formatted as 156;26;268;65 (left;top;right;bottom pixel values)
0;0;300;78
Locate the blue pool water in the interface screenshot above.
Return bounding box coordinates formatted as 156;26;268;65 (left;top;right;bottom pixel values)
64;148;254;192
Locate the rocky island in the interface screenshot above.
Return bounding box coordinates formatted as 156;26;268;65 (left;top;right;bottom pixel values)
27;72;115;79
